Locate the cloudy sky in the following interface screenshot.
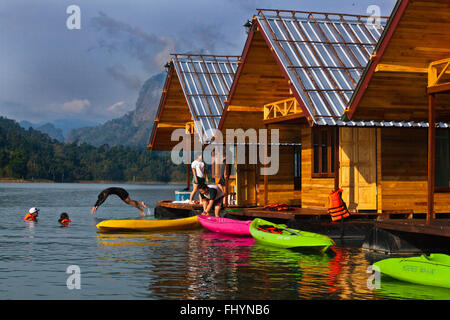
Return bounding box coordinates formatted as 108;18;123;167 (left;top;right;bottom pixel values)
0;0;396;124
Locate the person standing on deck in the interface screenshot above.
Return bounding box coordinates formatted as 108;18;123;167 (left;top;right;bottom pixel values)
189;153;209;204
91;187;148;217
198;183;224;217
217;154;232;207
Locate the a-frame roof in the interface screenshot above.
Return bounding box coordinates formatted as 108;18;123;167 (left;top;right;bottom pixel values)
347;0;450;124
256;9;387;126
148;54;239;150
219;8;387;130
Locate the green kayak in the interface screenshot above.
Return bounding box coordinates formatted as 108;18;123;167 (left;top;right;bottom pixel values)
374;254;450;289
249;218;335;253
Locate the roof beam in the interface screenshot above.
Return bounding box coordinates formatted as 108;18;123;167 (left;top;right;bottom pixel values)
227;105;264;112
375;64;428;73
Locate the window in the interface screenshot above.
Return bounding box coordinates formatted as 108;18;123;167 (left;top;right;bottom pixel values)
294;145;301;190
436;129;450;190
312;127;336;178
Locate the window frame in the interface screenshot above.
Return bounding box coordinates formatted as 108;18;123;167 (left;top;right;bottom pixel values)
311;127;336;178
435;129;450;193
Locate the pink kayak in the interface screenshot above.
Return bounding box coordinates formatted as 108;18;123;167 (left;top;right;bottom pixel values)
198;215;252;236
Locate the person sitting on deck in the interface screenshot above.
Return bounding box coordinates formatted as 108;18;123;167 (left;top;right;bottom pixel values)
189;153;209;204
198;183;224;217
24;207;39;222
90;187;148;217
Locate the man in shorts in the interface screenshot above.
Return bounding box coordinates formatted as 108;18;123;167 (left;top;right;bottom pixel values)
90;187;148;216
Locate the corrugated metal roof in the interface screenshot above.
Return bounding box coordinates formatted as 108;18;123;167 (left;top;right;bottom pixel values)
256;9;388;125
172;54;239;143
326;120;450;128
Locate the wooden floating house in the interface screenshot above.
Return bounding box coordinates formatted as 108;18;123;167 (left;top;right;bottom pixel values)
342;0;450;246
147;53;240;215
147;0;450;251
217;0;450;249
218;9;388;218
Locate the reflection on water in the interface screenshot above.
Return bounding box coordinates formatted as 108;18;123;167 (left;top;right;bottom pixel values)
1;183;448;300
94;230;381;300
375;275;450;300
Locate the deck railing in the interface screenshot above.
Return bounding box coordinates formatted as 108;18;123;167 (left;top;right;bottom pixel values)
263;97;304;121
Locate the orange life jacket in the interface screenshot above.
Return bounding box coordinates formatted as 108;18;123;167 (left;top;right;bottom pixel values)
60;219;71;224
328;189;350;222
24;213;36;221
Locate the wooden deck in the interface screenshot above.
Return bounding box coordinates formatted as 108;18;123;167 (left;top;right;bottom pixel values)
375;219;450;238
228;207;333;220
157;200;203;210
157;200;253;212
226;206;450;221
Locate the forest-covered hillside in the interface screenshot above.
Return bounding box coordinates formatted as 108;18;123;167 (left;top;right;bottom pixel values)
0;117;185;183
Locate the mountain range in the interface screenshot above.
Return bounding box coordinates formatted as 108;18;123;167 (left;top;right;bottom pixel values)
20;119;101;142
65;72;165;149
19;72;165;149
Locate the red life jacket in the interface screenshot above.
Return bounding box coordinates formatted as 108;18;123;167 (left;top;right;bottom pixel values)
60;219;71;224
24;213;36;221
328;189;350;222
256;225;284;234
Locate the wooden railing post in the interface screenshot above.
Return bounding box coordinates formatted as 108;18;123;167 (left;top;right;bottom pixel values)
427;93;436;224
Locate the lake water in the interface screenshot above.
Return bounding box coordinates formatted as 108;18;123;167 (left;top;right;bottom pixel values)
0;183;448;300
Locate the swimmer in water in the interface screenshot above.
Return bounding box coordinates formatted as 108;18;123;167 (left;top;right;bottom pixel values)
90;187;148;216
58;212;71;226
24;207;39;222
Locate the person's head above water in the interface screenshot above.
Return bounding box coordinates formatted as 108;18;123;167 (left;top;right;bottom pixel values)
24;207;39;222
28;207;39;216
59;212;69;219
58;212;71;224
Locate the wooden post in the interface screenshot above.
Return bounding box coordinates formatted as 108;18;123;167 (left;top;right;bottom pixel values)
427;93;436;224
264;124;269;205
186;164;191;190
224;143;229;207
376;128;383;214
334;126;340;191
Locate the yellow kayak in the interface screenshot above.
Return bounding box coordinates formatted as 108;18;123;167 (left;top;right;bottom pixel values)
96;215;200;232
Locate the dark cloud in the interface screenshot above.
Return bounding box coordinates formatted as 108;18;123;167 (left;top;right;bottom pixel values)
181;23;240;55
90;11;175;72
0;0;397;124
106;65;142;90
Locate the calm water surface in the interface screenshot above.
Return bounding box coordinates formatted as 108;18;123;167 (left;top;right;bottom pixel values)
0;183;448;300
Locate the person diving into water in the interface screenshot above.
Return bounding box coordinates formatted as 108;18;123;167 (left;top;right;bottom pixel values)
91;187;148;216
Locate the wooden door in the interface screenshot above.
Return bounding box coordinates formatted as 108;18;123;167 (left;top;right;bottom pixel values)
339;127;377;211
355;128;377;210
339;127;355;210
236;145;257;206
